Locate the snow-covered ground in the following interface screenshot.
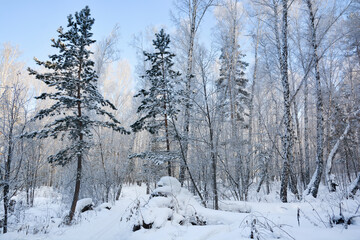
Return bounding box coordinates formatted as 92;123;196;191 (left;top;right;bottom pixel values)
1;180;360;240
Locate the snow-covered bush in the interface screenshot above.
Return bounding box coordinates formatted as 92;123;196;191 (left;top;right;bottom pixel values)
3;187;66;235
239;214;294;240
122;176;206;231
298;191;360;229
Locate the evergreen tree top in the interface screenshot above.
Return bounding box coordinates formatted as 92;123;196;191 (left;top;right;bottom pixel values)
24;6;128;166
143;29;175;67
131;29;181;134
152;29;170;53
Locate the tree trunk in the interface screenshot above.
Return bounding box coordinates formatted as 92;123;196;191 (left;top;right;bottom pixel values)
201;61;218;209
99;138;109;202
115;184;122;201
279;0;294;203
325;123;350;191
3;128;13;234
68;140;82;223
348;172;360;197
256;156;269;194
160;48;172;177
210;128;218;209
292;81;305;189
67;64;83;224
171;116;206;207
304;0;324;198
179;0;214;186
180;15;195;185
288;55;300;197
304;76;310;185
164;112;171;176
248;20;260;189
325;109;359;191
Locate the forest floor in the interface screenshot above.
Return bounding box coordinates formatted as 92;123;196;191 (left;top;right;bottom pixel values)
1;182;360;240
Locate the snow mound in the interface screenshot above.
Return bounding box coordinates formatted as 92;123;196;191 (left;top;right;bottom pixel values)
154;176;182;195
96;202;112;211
76;198;94;213
219;201;251;213
123;177;206;231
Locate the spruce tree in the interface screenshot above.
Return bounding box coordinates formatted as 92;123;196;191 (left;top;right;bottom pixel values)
217;43;249;200
217;45;249;123
26;6;128;224
131;29;181;176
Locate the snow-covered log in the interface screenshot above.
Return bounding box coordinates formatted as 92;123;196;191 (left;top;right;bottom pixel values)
75;198;94;213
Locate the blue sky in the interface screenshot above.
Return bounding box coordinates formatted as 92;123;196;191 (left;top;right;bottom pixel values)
0;0;176;68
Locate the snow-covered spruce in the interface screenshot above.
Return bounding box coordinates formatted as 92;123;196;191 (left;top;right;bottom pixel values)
130;29;182;176
24;6;128;224
122;177;206;231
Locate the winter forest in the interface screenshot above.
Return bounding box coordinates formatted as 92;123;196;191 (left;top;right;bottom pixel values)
1;0;360;239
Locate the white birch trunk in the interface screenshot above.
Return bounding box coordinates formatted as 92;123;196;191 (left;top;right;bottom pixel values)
279;0;295;203
179;0;214;185
325;123;350;192
304;0;324;198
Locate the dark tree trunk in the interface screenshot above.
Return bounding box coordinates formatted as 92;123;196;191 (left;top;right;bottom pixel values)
164;112;171;176
115;184;122;201
68;153;82;223
304;76;310;185
67;65;83;224
3;127;13;234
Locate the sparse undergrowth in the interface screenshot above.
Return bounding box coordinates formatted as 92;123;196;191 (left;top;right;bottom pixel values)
1;181;360;239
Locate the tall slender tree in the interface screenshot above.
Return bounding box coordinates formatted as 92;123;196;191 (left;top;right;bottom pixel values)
25;6;128;224
174;0;215;185
0;44;28;233
217;44;249;199
217;42;249;126
303;0;324;198
279;0;297;203
131;29;181;176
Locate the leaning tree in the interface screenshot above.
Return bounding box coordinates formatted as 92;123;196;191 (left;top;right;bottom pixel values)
25;6;128;224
